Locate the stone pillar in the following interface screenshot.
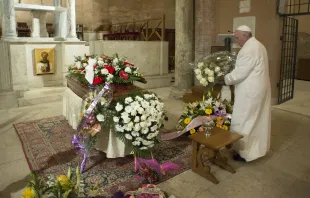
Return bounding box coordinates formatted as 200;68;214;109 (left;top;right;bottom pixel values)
170;0;194;99
54;0;61;37
39;12;48;37
67;0;78;40
31;11;40;37
1;0;18;39
194;0;216;85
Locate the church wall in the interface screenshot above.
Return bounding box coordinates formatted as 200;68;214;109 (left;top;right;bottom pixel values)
13;0;175;31
215;0;282;105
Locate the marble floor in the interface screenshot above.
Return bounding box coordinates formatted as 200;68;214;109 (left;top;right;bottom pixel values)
0;84;310;198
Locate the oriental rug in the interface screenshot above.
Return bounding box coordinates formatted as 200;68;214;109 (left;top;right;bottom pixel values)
14;116;192;196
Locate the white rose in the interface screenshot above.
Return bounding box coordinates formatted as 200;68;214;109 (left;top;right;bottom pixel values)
115;124;124;132
204;68;211;75
113;117;119;123
107;74;114;81
194;69;201;75
125;134;132;140
96;114;104;122
208;77;215;83
197;62;204;68
208;70;214;77
115;103;123;112
215;66;221;73
124;67;132;73
196;74;203;81
101;68;109;75
127;122;134;128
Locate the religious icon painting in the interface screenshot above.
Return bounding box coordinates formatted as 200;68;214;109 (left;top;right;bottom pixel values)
33;48;55;75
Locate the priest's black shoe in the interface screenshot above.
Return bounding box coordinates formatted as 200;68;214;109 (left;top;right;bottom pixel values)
233;153;246;162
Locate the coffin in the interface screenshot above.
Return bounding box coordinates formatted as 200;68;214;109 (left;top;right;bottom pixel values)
66;75;144;100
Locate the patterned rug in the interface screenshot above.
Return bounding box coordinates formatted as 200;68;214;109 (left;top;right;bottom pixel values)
14;116;192;196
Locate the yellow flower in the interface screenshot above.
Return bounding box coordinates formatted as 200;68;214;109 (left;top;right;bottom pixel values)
205;108;212;115
190;128;196;134
184;118;191;125
223;125;229;130
57;175;72;190
216;124;222;128
22;187;35;198
217;116;223;121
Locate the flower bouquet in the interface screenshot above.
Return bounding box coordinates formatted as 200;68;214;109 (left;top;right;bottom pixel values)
68;53;146;86
22;166;102;198
194;51;236;89
176;95;233;135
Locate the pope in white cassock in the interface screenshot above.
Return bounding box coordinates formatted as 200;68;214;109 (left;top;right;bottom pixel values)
224;25;271;162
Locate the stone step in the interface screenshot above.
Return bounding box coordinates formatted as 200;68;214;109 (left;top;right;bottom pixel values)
18;87;66;107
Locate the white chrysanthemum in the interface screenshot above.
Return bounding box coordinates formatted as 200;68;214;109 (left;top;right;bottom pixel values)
131;131;139;137
125;106;132;113
141;115;147;121
134;116;140;123
125;134;132;140
115;103;123;112
141;128;149;134
96;114;104;122
130;110;137;116
101;68;109;75
137;107;144;114
124;67;132;73
125;97;133;104
115;124;124;132
123;117;131;124
134;124;141;131
140;121;146;128
113;116;119;123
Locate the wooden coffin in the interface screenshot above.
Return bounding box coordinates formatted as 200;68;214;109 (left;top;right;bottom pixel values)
66;75;144;99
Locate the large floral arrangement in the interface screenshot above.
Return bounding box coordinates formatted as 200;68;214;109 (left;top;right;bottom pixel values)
68;54;146;85
78;89;168;158
194;51;236;87
112;92;167;157
177;96;233;135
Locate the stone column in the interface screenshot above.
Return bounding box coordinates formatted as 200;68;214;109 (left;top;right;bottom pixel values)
1;0;18;39
170;0;194;99
194;0;216;85
31;11;41;37
67;0;78;40
54;0;61;37
39;12;48;37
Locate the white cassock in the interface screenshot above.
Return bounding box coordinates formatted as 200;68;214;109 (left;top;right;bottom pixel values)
224;37;271;162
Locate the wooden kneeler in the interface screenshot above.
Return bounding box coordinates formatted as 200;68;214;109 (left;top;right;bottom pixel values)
188;127;243;184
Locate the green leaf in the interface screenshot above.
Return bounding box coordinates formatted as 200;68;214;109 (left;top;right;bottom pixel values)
67;167;71;180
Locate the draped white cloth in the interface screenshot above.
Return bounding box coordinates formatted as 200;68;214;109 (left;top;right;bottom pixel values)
224;37;271;162
63;88;131;158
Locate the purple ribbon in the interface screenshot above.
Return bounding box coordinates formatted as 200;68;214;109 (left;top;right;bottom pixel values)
72;82;112;173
